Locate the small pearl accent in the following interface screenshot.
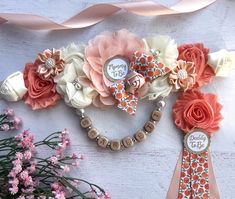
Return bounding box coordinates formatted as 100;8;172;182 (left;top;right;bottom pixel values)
150;49;161;57
45;58;56;69
72;79;82;90
177;69;188;80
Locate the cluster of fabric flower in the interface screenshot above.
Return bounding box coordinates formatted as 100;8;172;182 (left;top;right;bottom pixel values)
0;29;233;115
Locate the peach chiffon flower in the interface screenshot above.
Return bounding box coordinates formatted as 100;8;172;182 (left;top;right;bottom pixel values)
23;63;61;110
83;29;146;108
173;89;223;135
178;43;215;88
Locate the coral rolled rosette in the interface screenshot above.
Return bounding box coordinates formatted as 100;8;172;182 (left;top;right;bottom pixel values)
23;63;61;110
173;89;223;135
83;29;146;108
178;43;215;88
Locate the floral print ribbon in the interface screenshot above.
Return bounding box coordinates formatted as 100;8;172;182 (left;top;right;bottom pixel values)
110;51;170;115
178;148;210;199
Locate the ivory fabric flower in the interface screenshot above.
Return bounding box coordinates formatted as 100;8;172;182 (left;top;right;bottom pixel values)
83;29;146;108
55;43;97;109
143;75;173;100
23;63;61;110
143;35;179;69
208;49;235;77
173;89;223;135
169;60;196;91
178;43;215;88
0;72;27;101
36;48;65;79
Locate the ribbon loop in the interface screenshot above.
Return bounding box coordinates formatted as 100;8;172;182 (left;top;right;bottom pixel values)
0;0;216;30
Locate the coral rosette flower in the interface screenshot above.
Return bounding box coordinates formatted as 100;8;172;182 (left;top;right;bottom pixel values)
83;29;146;108
169;60;196;91
173;89;223;135
23;63;61;110
178;43;215;88
36;48;65;79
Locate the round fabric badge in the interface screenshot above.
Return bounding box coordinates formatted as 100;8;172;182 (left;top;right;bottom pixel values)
184;130;210;154
104;56;129;82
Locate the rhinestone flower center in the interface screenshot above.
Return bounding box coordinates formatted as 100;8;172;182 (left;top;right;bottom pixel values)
45;58;56;69
177;69;188;80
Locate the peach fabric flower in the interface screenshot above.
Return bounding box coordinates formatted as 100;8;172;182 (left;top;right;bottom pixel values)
36;48;65;80
83;29;146;108
23;63;61;110
178;43;215;88
169;60;196;91
173;89;223;135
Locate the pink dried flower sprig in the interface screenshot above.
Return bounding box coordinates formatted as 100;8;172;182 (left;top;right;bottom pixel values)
0;108;22;131
0;130;109;199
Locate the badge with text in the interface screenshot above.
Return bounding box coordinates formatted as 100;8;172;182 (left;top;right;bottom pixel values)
184;130;210;154
104;56;129;82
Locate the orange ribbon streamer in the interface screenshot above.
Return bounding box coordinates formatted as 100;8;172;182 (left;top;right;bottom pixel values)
0;0;216;30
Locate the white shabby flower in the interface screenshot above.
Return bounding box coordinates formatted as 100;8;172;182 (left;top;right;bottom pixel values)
0;71;27;101
208;49;235;77
142;75;173;100
143;35;178;69
54;43;97;109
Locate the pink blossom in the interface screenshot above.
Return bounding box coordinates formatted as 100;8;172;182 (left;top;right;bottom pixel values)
19;170;29;180
9;178;19;186
4;108;15;116
14;117;22;130
70;153;78;160
49;156;58;165
17;196;26;199
9;185;18;195
61;165;70;173
13;164;22;174
8;171;17;178
1;123;10;131
24;176;34;187
28;164;36;174
15;152;23;159
24;150;32;160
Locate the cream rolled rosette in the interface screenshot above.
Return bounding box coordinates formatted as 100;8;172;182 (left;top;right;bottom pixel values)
208;49;235;77
0;72;27;101
55;43;97;109
143;35;178;100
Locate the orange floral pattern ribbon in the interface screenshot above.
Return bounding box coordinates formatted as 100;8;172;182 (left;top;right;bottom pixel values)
178;148;210;199
0;0;216;30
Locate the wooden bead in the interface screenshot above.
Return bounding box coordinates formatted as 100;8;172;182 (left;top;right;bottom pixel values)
122;136;134;148
97;136;109;148
144;121;155;133
80;117;92;128
87;128;99;139
110;140;121;151
151;110;162;121
135;130;147;142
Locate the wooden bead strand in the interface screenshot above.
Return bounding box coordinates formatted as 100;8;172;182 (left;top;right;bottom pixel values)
77;96;166;152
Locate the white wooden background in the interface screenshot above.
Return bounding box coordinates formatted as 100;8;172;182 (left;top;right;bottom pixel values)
0;0;235;198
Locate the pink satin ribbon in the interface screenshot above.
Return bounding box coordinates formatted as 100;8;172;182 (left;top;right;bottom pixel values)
166;150;220;199
0;0;216;30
